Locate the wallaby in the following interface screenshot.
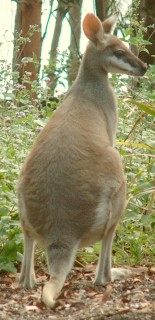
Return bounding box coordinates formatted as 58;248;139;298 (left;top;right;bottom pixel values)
18;12;147;308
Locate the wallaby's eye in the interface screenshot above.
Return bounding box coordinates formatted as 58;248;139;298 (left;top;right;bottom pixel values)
114;50;125;57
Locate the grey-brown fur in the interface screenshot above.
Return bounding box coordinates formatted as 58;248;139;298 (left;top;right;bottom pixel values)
18;12;147;308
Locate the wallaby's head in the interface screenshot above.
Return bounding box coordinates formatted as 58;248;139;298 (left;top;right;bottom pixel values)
83;12;147;76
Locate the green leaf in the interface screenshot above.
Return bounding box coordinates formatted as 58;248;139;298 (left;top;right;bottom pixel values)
117;141;155;151
1;241;17;262
0;262;16;273
34;119;46;127
125;98;155;117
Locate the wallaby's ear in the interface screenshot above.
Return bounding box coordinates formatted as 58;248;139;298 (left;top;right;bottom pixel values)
102;12;119;34
83;13;103;44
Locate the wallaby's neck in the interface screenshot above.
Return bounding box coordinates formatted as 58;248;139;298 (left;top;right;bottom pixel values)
75;44;118;144
74;44;116;108
77;46;110;96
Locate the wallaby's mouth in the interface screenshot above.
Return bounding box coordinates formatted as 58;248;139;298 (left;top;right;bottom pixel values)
106;60;147;77
132;61;147;76
118;65;147;77
131;67;147;77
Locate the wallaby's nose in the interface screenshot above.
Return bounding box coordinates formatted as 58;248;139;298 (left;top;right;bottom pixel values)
137;61;148;76
141;62;148;75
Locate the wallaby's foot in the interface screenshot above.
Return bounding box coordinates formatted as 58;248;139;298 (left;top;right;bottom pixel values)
94;272;111;285
42;282;60;308
19;274;37;289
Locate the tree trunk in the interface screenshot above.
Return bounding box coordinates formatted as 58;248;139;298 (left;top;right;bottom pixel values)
41;0;54;47
20;0;42;93
68;0;83;86
138;0;155;64
48;2;64;92
95;0;110;21
13;1;22;74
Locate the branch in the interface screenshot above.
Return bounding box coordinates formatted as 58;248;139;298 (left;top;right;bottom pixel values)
42;1;54;45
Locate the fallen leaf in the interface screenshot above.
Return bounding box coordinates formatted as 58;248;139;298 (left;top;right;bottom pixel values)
25;305;39;311
133;277;142;283
102;284;112;303
84;264;96;272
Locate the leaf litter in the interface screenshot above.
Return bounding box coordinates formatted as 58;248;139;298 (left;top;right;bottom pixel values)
0;265;155;320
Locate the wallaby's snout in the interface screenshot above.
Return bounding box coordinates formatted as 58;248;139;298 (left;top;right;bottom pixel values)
18;12;146;308
129;52;148;76
137;60;147;76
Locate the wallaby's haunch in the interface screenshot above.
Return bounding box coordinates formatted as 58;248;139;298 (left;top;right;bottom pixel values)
18;12;147;308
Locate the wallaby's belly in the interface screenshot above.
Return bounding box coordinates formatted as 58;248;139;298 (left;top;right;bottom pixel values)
19;188;112;248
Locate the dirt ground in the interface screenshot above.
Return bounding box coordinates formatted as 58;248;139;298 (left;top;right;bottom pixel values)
0;265;155;320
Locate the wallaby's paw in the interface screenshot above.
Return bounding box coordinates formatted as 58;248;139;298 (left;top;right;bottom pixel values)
111;267;133;281
42;282;58;309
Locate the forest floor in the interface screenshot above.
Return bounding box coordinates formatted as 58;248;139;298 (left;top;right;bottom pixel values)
0;265;155;320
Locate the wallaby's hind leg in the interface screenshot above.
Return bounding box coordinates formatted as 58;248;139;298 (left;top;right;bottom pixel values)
19;230;36;288
94;226;116;284
42;241;78;308
95;181;126;285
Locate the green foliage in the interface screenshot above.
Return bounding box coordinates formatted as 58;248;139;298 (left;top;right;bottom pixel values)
126;99;155;117
114;67;155;266
0;100;54;272
0;26;60;273
119;0;153;59
43;50;68;95
43;49;81;95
